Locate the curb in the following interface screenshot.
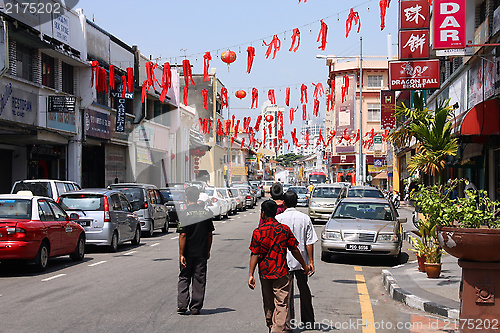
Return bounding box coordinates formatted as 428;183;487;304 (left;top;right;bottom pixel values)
381;269;460;319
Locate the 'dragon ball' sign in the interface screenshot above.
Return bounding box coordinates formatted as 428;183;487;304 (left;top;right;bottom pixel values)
389;59;440;90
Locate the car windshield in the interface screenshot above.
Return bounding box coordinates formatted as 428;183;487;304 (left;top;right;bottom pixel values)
240;189;249;194
59;195;104;211
161;190;185;201
113;188;145;204
289;187;307;194
219;189;228;197
12;182;52;198
228;189;239;196
347;189;384;198
312;187;341;198
333;202;394;221
205;189;215;196
0;199;32;219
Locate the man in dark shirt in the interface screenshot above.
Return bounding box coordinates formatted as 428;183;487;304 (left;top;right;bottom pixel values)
258;182;286;227
249;200;310;333
177;186;214;315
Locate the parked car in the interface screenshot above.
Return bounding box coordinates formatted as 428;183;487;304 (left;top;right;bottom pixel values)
218;188;237;215
204;187;230;219
308;184;345;222
11;179;81;201
250;183;262;199
249;181;264;198
320;198;406;261
159;188;187;227
228;187;245;211
343;186;385;199
58;189;141;252
262;181;274;194
0;192;85;271
108;183;168;237
232;183;257;206
238;188;254;208
283;184;292;193
288;186;308;206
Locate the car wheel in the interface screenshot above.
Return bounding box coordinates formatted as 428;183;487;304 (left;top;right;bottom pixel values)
161;218;169;233
321;251;330;262
131;226;141;245
70;235;85;261
109;231;119;252
34;241;49;272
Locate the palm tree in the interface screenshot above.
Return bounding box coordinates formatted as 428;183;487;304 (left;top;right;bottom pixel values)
387;92;458;184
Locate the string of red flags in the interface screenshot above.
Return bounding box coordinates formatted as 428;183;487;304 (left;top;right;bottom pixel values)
247;46;255;73
251;88;259;109
203;52;212;82
379;0;391;30
317;19;328;51
263;35;281;59
289;28;301;52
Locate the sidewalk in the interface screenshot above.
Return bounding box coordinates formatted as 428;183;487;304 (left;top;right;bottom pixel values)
382;205;462;319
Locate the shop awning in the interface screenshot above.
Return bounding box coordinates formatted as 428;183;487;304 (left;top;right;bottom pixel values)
460;99;500;136
373;170;388;179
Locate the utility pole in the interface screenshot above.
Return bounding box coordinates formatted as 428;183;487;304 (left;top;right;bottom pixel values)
359;37;364;185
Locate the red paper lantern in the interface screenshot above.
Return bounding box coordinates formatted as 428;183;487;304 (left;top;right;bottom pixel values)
194;165;199;170
235;90;247;99
221;50;237;64
171;152;175;160
283;139;289;144
265;115;274;122
185;155;189;163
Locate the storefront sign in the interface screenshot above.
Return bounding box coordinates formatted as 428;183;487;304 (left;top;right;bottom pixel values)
136;146;153;165
85;109;111;139
380;90;396;130
53;14;70;44
48;96;76;113
400;0;430;30
47;112;76;133
115;97;126;132
433;0;467;49
399;29;429;59
111;91;134;99
468;58;496;109
0;79;37;125
389;59;440;90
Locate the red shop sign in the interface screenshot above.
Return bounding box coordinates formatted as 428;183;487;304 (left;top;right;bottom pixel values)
400;0;430;30
399;30;429;59
389;59;440;90
433;0;467;49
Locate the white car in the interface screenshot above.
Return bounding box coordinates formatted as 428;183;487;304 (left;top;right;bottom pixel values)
218;188;237;215
11;179;81;201
204;188;230;219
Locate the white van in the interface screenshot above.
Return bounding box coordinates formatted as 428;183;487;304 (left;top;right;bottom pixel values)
11;179;81;201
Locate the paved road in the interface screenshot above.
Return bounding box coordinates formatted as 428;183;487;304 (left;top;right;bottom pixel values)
0;200;454;333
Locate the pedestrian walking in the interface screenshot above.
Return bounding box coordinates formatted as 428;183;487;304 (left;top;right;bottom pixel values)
248;200;310;333
258;182;285;227
276;190;318;328
177;186;215;315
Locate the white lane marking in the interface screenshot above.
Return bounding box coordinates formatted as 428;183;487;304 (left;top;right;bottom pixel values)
150;243;160;247
171;236;179;240
88;261;107;267
237;217;241;219
42;274;66;282
123;251;137;256
222;221;226;224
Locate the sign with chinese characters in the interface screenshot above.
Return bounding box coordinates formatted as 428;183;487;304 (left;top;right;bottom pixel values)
380;90;396;130
389;60;440;90
399;29;429;59
85;109;111;139
400;0;430;30
433;0;467;49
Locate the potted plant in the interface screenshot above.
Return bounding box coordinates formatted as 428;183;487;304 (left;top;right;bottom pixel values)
423;243;442;278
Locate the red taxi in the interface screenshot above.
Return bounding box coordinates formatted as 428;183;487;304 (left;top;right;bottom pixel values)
0;192;85;271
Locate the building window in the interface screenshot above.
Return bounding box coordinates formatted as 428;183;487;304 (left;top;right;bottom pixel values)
367;103;381;122
62;62;74;94
16;43;34;82
367;75;383;88
41;53;55;88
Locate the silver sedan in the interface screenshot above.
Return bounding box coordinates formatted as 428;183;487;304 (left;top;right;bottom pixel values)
320;198;406;261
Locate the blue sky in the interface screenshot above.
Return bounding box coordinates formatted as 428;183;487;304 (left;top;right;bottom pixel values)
77;0;399;128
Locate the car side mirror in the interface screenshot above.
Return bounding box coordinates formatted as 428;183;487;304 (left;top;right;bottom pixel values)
69;213;79;221
397;217;407;223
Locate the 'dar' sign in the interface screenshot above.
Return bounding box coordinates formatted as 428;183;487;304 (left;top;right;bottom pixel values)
433;0;467;49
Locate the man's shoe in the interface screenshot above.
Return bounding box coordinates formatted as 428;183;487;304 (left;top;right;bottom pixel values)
177;307;188;314
190;309;200;315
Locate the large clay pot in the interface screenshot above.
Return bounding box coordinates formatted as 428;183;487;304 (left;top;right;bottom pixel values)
437;226;500;262
424;263;441;278
417;255;427;272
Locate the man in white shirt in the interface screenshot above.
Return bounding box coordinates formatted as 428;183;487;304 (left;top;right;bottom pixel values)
276;190;318;327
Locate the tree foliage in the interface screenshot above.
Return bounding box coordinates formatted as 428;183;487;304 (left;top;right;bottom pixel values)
275;153;304;167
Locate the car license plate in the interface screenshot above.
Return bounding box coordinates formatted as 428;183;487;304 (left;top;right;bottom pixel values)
346;244;371;251
79;220;91;227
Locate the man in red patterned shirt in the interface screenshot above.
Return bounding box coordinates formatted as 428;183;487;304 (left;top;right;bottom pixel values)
248;200;310;333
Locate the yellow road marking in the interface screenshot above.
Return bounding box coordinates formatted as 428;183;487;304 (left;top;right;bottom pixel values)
354;266;363;272
356;274;376;333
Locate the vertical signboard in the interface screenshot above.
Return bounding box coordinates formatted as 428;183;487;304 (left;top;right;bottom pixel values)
399;29;430;59
380;90;396;129
335;74;356;153
0;17;7;76
400;0;430;29
115;97;126;132
433;0;467;49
